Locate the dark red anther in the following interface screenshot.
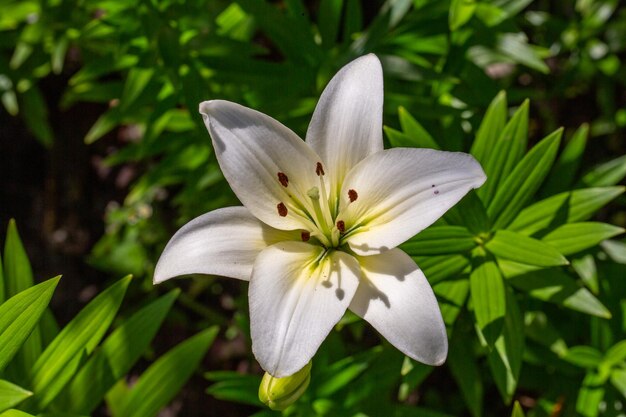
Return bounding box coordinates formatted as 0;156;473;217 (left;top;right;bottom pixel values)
277;172;289;187
277;202;288;217
316;162;325;176
348;189;358;202
434;190;439;195
336;220;345;233
301;231;310;242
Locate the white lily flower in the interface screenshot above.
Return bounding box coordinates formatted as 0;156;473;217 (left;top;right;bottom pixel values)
154;54;486;378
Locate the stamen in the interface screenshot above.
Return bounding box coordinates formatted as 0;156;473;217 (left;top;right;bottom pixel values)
277;202;288;217
348;189;358;202
277;172;289;187
301;231;310;242
316;162;325;176
336;220;345;233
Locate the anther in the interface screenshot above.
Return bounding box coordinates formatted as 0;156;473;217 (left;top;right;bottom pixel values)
301;231;310;242
277;172;289;187
277;202;288;217
316;162;325;176
348;189;358;202
336;220;345;233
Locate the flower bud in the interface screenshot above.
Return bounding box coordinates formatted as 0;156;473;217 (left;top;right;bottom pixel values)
258;361;312;410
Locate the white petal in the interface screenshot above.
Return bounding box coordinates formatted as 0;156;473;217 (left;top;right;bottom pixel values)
349;249;448;365
200;100;322;231
306;54;384;198
340;148;486;255
154;207;297;283
250;242;360;377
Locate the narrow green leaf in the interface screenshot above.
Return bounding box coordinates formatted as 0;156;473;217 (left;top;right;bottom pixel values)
542;222;625;256
119;327;218;417
119;68;153;111
471;91;507;165
318;0;343;47
0;276;59;372
601;239;626;264
478;100;529;205
602;340;626;370
414;254;470;285
0;252;4;303
0;410;35;417
30;276;132;407
434;278;470;328
449;0;476;30
58;290;179;414
315;348;380;397
19;87;54;147
444;191;490;234
576;372;605;417
580;154;626;187
0;380;32;413
562;346;603;368
448;332;482;417
524;311;568;356
487;288;524;404
205;372;262;407
398;107;440;149
511;401;525;417
611;368;626;400
401;226;475;256
84;107;121;144
470;250;505;346
3;219;34;296
488;128;562;229
501;262;611;318
541;124;588;196
3;220;42;378
343;0;362;37
486;230;568;267
508;187;625;235
572;254;599;294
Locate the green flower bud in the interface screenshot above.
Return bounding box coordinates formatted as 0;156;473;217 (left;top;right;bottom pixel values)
258;361;312;410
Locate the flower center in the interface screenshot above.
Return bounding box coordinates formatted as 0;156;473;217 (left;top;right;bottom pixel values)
275;162;360;249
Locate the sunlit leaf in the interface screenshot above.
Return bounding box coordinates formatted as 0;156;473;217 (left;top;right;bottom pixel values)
0;380;32;413
486;230;568;267
542;222;624;256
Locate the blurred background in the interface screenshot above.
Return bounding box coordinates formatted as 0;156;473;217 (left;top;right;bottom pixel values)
1;0;625;416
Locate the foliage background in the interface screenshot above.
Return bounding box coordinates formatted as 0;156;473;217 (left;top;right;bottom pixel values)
0;0;625;416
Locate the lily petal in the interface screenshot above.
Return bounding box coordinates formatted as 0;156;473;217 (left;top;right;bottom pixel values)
154;207;297;283
200;100;322;231
250;242;360;377
306;54;383;199
349;249;448;365
340;148;486;255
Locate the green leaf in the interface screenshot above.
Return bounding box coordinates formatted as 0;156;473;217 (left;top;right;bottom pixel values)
602;340;626;370
602;240;626;264
487;288;524;404
562;346;603;368
414;254;470;285
572;254;599;294
19;86;54;147
0;252;3;304
448;332;482;417
471;91;507;165
611;368;626;400
205;372;262;407
3;219;34;296
444;191;490;234
0;380;32;413
58;290;179;414
508;187;625;235
501;262;611;318
511;401;525;417
0;410;35;417
542;222;625;256
478;100;529;205
84;107;121;144
488;128;563;229
470;250;505;346
30;276;132;407
119;327;218;417
449;0;476;30
576;372;605;417
0;277;59;372
318;0;343;47
401;226;475;256
541;124;588;196
486;230;568;267
580;154;626;187
119;68;154;112
2;220;42;377
398;107;440;149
